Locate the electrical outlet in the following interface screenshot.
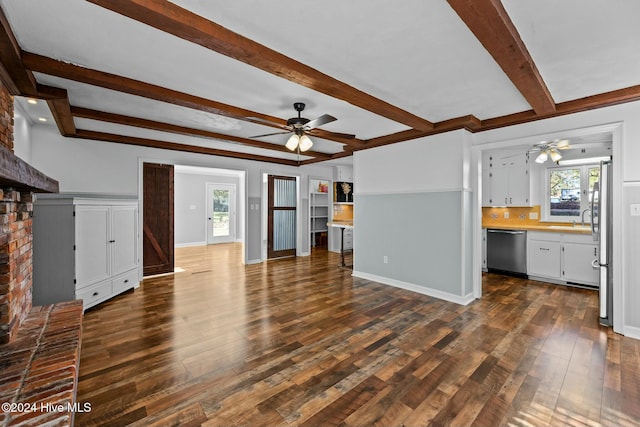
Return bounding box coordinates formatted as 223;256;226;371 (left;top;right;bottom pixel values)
529;212;539;220
503;211;509;219
383;256;388;264
631;204;640;216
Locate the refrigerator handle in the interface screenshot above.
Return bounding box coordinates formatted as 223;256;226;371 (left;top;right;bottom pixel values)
591;181;599;237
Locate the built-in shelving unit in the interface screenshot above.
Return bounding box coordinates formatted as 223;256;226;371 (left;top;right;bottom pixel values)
309;178;331;247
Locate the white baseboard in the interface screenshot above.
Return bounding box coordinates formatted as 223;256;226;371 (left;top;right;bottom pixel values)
623;325;640;340
352;271;475;306
175;241;206;248
245;259;262;265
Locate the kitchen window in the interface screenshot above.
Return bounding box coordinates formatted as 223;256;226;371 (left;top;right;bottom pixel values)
546;165;600;222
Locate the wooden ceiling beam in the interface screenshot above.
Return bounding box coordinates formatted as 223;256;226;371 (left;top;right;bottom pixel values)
447;0;556;115
71;106;332;159
22;52;287;128
22;52;360;147
0;6;37;95
86;0;434;132
73;129;300;166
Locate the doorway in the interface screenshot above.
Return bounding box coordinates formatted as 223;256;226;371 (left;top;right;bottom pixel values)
206;183;236;244
267;175;297;259
142;162;174;276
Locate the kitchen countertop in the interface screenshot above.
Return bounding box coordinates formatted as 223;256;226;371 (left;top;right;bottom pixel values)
327;221;353;229
483;224;592;235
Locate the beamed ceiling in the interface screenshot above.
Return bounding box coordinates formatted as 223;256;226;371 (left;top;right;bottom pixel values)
1;0;639;166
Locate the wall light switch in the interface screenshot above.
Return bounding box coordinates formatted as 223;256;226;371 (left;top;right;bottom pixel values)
631;204;640;216
503;212;509;219
529;212;539;220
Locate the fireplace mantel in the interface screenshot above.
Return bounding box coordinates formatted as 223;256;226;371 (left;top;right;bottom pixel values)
0;143;58;193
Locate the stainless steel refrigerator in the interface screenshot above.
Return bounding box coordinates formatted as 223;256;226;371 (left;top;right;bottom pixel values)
592;161;613;326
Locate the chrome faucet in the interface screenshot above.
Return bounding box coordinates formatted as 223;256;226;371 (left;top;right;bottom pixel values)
581;208;592;226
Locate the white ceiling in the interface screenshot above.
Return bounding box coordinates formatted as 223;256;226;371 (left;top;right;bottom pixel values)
3;0;639;164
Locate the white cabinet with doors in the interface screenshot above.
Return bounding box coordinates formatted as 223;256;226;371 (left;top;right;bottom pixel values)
33;195;139;310
483;151;532;207
333;165;353;182
526;231;598;287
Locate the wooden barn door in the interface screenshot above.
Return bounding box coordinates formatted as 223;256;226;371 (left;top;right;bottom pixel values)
143;163;174;276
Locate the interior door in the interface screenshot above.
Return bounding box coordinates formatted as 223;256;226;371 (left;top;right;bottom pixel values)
206;183;236;244
143;163;174;276
268;175;297;259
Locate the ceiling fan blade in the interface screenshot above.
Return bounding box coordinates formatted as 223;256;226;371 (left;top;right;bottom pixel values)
309;129;356;140
304;114;337;130
251;131;291;138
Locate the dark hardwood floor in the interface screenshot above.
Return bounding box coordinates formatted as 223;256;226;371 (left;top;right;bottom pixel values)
76;244;639;426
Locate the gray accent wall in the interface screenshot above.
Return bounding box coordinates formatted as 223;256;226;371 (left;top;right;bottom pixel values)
354;191;467;296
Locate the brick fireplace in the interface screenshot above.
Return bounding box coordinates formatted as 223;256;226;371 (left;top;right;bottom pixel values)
0;81;84;426
0;82;32;344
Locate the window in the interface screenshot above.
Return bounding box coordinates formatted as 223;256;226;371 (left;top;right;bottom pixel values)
546;165;600;222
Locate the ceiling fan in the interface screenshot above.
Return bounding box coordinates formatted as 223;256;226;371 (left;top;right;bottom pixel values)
529;139;571;163
251;102;355;152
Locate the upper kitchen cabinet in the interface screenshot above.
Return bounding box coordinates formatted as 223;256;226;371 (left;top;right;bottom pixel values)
482;150;532;207
333;165;353;182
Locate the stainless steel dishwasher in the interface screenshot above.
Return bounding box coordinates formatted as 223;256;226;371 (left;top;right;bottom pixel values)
487;229;527;275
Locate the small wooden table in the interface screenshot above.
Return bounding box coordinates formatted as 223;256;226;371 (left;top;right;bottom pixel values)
327;221;353;268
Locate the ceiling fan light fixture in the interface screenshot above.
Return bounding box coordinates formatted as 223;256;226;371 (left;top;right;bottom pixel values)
286;134;300;151
556;139;570;149
549;148;562;162
298;135;313;152
535;151;548;163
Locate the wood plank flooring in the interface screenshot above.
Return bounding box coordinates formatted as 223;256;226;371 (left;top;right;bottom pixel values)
76;244;640;426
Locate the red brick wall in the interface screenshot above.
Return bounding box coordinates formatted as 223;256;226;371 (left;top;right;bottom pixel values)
0;190;34;344
0;81;33;344
0;81;14;151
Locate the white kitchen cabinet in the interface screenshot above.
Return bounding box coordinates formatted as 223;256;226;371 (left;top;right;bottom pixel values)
333;165;353;182
33;195;139;310
483;151;531;207
526;231;598;287
562;234;599;286
527;232;562;280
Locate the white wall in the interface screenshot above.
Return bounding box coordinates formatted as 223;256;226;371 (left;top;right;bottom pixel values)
13;103;32;163
355;130;470;194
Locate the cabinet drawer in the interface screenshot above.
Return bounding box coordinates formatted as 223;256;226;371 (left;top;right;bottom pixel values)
343;237;353;250
77;281;112;309
113;269;138;294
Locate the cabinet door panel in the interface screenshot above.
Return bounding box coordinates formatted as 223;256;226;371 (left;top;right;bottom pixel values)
490;167;509;206
112;205;138;276
563;243;599;285
509;166;530;206
528;240;561;279
75;206;110;288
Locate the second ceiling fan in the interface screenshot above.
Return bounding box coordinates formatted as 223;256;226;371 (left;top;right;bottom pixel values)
252;102;355;152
